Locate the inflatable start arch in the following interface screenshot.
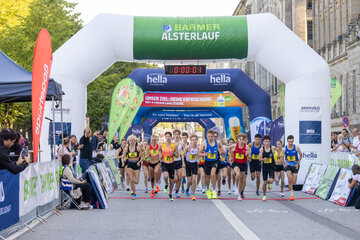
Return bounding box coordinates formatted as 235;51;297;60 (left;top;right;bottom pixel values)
44;14;330;184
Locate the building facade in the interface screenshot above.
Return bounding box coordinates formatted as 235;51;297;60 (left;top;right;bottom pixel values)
312;0;360;131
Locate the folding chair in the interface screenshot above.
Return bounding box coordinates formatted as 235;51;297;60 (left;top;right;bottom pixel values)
60;173;82;210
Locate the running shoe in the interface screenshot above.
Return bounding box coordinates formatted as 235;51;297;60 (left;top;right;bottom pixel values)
222;179;226;185
175;192;180;198
228;190;232;195
280;192;284;198
155;184;160;192
290;195;295;201
181;184;185;193
79;203;90;210
132;194;136;200
126;186;130;191
151;190;155;198
232;186;236;192
240;191;245;199
191;195;196;201
262;196;267;201
197;185;201;192
237;195;242;201
185;190;190;196
202;186;206;194
212;190;218;199
169;195;174;202
182;178;186;184
145;188;149;193
256;191;260;196
217;190;221;196
164;185;168;193
235;189;239;196
206;190;212;199
268;184;272;191
130;191;133;195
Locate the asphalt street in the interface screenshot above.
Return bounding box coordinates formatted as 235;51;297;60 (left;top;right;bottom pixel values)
18;171;360;240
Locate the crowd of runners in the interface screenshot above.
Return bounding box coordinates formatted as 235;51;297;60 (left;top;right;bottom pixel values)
114;128;302;202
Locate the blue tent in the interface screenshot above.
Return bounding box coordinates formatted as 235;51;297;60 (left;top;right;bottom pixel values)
0;50;62;103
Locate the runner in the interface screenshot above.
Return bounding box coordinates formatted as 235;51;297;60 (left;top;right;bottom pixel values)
229;134;251;201
145;135;161;197
259;135;275;201
248;134;262;195
121;135;143;200
273;140;285;197
183;134;200;201
172;129;185;198
180;132;189;193
226;138;235;195
216;138;229;196
115;138;127;188
197;139;206;194
141;140;150;193
199;129;224;199
159;131;179;201
283;135;302;201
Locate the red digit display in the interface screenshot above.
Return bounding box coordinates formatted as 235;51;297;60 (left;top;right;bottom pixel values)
164;65;206;75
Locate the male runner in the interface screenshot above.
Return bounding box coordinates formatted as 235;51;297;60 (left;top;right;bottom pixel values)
229;134;251;201
159;132;179;201
180;132;189;193
197;142;206;194
142;140;150;193
273;140;285;197
283;135;302;201
259;135;275;201
248;134;262;195
199;129;225;199
173;129;184;198
183;134;199;200
226;138;235;195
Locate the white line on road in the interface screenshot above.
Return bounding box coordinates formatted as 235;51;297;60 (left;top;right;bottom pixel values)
212;199;261;240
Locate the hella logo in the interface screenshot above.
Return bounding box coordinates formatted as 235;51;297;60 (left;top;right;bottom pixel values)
210;73;231;84
306;129;315;134
303;152;318;159
147;74;167;84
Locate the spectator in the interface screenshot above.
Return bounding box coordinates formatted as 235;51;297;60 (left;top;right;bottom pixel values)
351;128;359;153
8;131;23;162
69;135;80;164
340;129;352;152
0;128;30;174
91;131;100;153
331;132;338;150
79;118;92;173
110;136;120;150
57;138;74;160
348;164;360;209
332;134;344;152
91;153;104;164
61;154;92;210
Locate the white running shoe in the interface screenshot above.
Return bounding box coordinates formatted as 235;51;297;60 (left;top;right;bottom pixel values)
235;189;239;196
228;190;232;195
79;203;89;210
237;195;242;201
280;192;285;198
232;186;236;192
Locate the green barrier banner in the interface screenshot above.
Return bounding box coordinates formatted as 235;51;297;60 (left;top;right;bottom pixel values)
108;78;137;146
315;166;339;200
119;85;144;141
330;78;342;110
279;84;285;122
108;159;121;185
134;16;248;60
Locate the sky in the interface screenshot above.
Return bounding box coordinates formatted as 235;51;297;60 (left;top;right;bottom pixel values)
68;0;240;24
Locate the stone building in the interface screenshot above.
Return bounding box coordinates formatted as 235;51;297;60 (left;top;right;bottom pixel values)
312;0;360;131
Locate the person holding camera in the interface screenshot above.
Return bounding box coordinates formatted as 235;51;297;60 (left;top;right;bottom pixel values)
348;164;360;209
0;128;30;174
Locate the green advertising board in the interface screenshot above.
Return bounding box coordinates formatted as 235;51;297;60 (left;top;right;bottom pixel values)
315;166;339;200
134;16;248;60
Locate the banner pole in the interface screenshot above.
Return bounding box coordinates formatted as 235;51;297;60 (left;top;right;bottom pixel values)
60;99;64;156
52;96;56;161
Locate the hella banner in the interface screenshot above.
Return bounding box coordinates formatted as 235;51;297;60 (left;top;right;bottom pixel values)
32;29;53;163
0;170;19;231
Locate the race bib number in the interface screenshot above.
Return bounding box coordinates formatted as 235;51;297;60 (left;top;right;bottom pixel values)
207;153;216;159
189;154;197;160
252;154;259;160
128;152;137;158
264;158;272;164
287;156;296;162
150;149;159;155
164;156;172;163
235;153;244;159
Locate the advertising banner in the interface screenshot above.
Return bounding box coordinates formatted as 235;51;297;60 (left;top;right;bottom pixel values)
95;163;114;195
104;161;118;189
19;161;60;216
88;166;107;209
315;166;340;200
330;152;360;169
147;110;220;119
32;29;53;163
107;159;121;185
302;164;328;195
119;85;144;141
299;98;322;119
108;78;137;147
330;78;342;110
249;116;271;141
0;170;19;231
141;92;244;108
279;84;285;122
299;121;322;144
329;168;353;206
125;124;143;140
133;16;248;60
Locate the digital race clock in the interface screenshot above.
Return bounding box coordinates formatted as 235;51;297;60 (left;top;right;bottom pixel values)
164;65;206;75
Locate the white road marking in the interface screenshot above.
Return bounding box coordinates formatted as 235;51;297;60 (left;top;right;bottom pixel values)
212;199;261;240
246;209;288;213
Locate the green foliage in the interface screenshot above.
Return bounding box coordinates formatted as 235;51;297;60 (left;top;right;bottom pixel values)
87;62;158;131
0;0;82;141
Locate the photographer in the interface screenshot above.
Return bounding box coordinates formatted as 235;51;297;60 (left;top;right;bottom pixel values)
0;128;30;174
348;164;360;209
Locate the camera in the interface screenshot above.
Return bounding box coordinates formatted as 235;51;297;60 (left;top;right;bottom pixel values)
22;146;29;159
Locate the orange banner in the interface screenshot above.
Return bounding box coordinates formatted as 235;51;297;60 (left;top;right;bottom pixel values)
142;92;244;107
32;29;53;163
